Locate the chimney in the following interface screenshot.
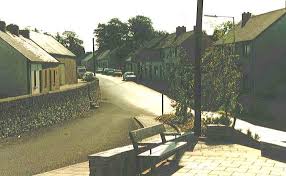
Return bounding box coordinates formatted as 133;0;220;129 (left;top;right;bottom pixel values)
0;21;6;32
176;26;186;37
20;30;30;39
241;12;252;27
6;24;19;36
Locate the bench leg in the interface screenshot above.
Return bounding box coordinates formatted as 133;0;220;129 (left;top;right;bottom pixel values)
150;160;157;175
136;158;141;176
174;149;184;164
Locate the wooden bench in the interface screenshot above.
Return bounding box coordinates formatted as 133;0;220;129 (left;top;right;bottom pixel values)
129;124;188;175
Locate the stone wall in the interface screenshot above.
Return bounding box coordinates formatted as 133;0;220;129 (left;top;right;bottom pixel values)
0;79;100;138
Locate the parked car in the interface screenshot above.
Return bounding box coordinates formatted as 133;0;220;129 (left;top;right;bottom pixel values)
113;69;123;77
82;72;95;82
77;66;87;78
123;72;137;81
96;68;103;73
103;68;113;75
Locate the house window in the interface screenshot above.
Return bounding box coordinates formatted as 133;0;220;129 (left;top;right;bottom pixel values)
175;48;177;56
45;70;47;88
243;43;251;56
34;71;37;88
54;70;56;85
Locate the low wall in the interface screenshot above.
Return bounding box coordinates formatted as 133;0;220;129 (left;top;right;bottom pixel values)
0;79;100;138
88;131;196;176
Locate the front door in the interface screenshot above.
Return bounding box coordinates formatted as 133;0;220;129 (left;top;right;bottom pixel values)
31;70;40;94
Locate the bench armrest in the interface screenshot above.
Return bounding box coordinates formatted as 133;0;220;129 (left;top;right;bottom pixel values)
165;122;182;134
163;132;181;136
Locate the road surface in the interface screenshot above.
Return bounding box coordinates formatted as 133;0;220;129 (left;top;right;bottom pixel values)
0;75;155;176
1;74;285;176
99;74;286;142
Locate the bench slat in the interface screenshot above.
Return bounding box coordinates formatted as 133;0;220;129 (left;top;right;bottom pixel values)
138;142;187;158
130;124;166;143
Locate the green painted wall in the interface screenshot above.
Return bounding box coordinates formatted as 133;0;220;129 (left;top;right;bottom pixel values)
253;15;286;98
0;38;29;98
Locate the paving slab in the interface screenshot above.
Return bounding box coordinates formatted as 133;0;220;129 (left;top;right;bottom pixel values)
36;142;286;176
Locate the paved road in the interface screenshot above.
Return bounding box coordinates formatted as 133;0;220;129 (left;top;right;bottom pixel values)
99;74;286;142
0;75;153;176
1;74;286;176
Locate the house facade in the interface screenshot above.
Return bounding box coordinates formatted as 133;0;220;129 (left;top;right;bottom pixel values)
126;26;212;83
29;31;77;85
217;9;286;120
0;22;60;98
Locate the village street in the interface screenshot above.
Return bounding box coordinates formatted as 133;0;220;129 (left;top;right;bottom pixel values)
0;75;159;176
98;74;286;142
1;74;286;176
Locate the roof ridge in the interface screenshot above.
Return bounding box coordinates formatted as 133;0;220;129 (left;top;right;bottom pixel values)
249;8;286;20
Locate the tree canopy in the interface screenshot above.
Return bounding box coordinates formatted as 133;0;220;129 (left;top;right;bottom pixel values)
94;15;166;51
212;21;234;41
55;31;85;64
93;16;167;61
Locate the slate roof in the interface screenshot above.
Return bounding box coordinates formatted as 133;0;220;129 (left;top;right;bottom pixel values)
0;31;59;63
29;31;76;57
217;8;286;44
82;52;98;62
124;31;194;62
97;50;111;60
154;31;194;49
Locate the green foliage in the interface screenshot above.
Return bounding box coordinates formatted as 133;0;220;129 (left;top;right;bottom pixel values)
253;133;260;140
202;45;242;127
82;72;95;82
167;48;194;123
246;129;252;137
202;116;231;127
212;21;234;41
128;15;155;48
93;15;162;65
55;31;85;64
201;115;232;135
94;18;129;51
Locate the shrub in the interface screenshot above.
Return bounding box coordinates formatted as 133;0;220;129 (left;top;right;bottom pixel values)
246;129;252;137
253;133;260;140
82;72;95;82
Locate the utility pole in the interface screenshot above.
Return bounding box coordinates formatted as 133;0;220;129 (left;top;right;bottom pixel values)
194;0;204;137
92;38;96;75
162;93;164;115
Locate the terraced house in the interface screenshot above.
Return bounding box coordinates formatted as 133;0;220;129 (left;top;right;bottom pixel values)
125;26;212;83
81;52;98;71
29;31;77;85
216;8;286;121
0;22;60;98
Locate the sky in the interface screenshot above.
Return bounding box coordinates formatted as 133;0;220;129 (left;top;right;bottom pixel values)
0;0;285;52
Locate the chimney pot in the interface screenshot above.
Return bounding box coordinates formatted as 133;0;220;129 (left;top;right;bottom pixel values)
242;12;252;27
0;21;6;32
6;24;19;36
20;30;30;39
176;26;186;37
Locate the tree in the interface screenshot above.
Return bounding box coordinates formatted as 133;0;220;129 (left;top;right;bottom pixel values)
202;45;242;128
167;48;194;123
55;31;85;64
212;21;234;41
94;18;129;50
128;15;155;48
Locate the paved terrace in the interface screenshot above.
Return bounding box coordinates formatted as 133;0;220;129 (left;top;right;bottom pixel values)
36;141;286;176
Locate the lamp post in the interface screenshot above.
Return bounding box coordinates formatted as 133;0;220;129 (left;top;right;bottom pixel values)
92;38;96;75
204;14;236;46
194;0;204;137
